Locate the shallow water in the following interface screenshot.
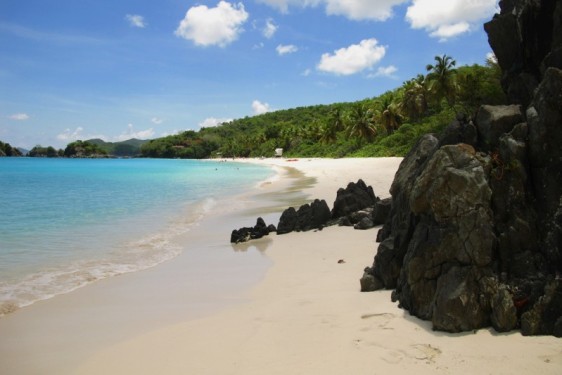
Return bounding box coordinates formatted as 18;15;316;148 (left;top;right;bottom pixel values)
0;158;273;314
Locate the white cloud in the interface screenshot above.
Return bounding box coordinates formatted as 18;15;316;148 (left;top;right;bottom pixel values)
255;0;305;13
56;124;154;143
302;68;312;76
406;0;499;40
151;117;163;125
115;124;155;141
252;100;271;115
175;1;249;47
256;0;408;21
323;0;409;21
276;44;298;55
486;52;497;63
57;127;85;142
430;22;470;40
317;38;386;76
160;130;180;137
125;14;147;28
263;18;278;38
8;113;30;121
199;117;232;128
369;65;398;78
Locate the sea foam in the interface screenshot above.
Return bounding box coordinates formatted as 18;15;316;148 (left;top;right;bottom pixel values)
0;159;273;316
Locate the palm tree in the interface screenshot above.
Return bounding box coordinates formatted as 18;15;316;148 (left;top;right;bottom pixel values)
426;54;457;106
456;69;481;113
400;74;428;122
373;95;402;135
306;121;324;142
346;103;377;144
320;107;344;144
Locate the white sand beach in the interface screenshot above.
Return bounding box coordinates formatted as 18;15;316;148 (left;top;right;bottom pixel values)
1;157;560;374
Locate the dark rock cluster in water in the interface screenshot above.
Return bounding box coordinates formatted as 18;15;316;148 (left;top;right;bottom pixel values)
231;179;392;243
361;0;562;337
230;217;277;244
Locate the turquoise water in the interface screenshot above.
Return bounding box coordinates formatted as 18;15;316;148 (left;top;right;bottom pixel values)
0;158;273;314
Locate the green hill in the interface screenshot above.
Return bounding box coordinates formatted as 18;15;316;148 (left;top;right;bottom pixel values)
141;57;505;159
86;138;148;157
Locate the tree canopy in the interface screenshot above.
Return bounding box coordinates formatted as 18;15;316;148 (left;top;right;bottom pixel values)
0;140;23;157
139;57;505;159
3;56;506;160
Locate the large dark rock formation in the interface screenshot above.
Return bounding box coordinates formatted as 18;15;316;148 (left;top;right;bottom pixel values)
276;179;389;235
331;179;379;219
277;199;332;234
361;0;562;336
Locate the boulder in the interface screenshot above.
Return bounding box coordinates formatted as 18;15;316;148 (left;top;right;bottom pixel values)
331;179;379;219
349;208;374;225
521;280;562;337
277;199;331;235
431;267;492;333
439;112;478;147
230;217;275;244
354;217;374;230
360;267;384;292
296;199;332;232
372;198;392;226
475;104;524;152
491;285;518;332
277;207;297;235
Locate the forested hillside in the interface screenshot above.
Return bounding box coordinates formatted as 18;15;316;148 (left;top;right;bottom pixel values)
141;56;505;159
1;55;505;159
0;140;23;157
86;138;147;157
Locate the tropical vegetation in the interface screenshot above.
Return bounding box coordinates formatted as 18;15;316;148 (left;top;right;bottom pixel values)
0;140;23;157
141;55;505;158
63;140;108;157
2;55;506;159
28;145;63;157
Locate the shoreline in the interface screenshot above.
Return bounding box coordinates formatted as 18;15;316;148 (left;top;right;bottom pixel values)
0;159;298;374
2;157;560;374
0;159;276;318
0;156;334;374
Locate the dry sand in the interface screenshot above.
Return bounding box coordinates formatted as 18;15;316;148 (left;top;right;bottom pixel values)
74;157;560;375
1;157;560;374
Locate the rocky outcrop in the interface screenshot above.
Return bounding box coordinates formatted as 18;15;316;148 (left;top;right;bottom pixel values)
236;179;392;240
372;198;392;226
361;0;562;336
277;199;331;234
331;179;379;219
484;0;562;107
521;280;562;337
231;217;276;244
277;179;390;235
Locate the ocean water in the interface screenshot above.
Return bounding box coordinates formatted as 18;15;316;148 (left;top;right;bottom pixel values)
0;158;273;315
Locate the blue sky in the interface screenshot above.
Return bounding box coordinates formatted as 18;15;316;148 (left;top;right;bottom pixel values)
1;0;499;149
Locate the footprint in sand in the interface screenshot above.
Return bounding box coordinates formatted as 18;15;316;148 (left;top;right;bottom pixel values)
353;341;408;364
360;312;396;330
411;343;442;363
381;349;408;364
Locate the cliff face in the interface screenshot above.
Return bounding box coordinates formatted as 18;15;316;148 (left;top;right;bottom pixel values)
361;0;562;336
